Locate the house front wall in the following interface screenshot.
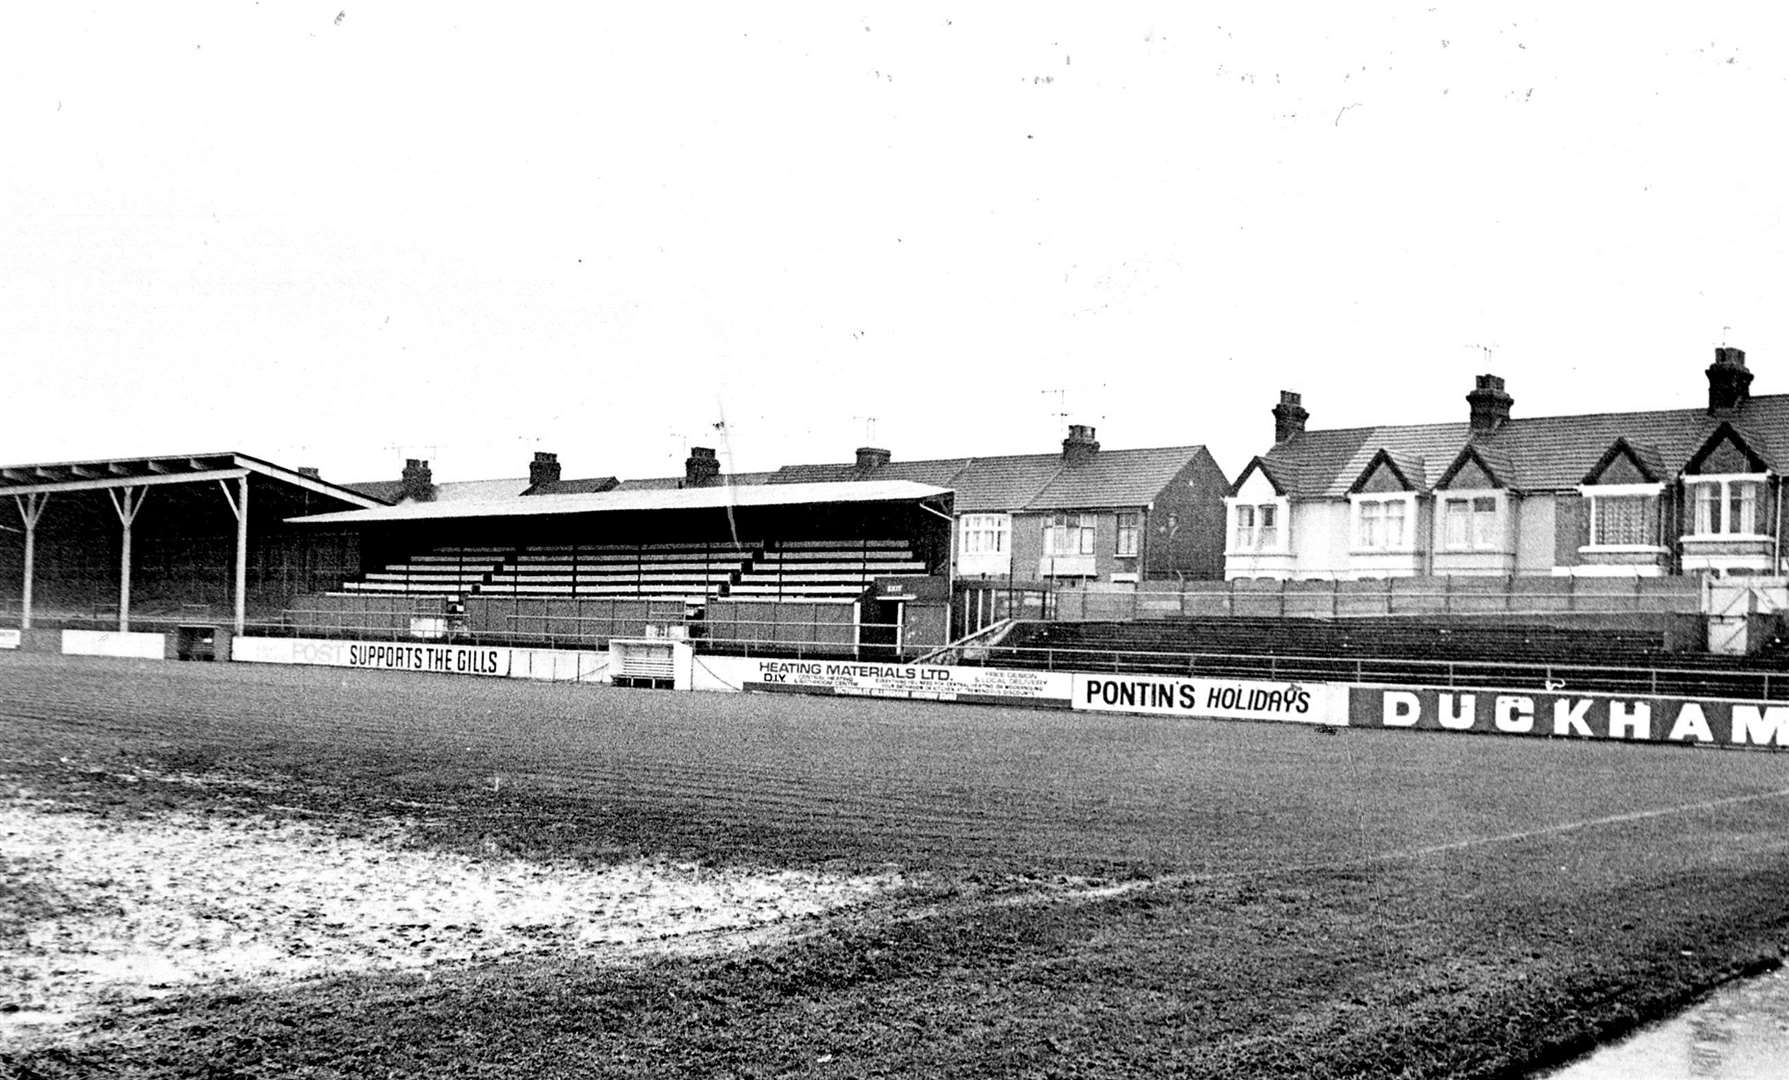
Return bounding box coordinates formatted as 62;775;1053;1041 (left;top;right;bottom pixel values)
1429;488;1514;576
1011;509;1141;583
1009;510;1045;583
1228;491;1628;579
1288;500;1353;578
1514;494;1556;574
1553;482;1673;577
1344;494;1429;579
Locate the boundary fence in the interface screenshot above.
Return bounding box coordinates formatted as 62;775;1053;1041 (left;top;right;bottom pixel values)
958;642;1785;701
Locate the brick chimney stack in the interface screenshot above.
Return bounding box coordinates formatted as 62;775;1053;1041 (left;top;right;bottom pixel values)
1061;424;1100;466
1707;346;1753;413
296;466;321;479
684;446;720;487
855;447;891;471
529;451;561;489
1466;374;1513;434
1272;391;1309;444
400;458;435;502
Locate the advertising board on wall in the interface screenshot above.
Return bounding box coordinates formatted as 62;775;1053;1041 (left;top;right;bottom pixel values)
61;630;166;659
0;629;19;650
1350;686;1789;748
702;656;1073;707
232;637;611;683
1072;674;1343;724
233;637;515;678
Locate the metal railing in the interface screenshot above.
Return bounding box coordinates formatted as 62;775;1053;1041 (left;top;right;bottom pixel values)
961;642;1785;700
1042;580;1707;621
233;611;927;662
11;601;1781;701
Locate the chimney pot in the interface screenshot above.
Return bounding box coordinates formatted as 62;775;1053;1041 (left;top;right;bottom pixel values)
529;451;561;489
399;458;435;502
1061;424;1100;465
855;446;891;471
684;446;721;487
1272;390;1310;444
1466;373;1514;434
1707;346;1753;412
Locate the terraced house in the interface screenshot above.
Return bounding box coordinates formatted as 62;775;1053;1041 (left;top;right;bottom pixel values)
1227;347;1789;580
772;426;1231;584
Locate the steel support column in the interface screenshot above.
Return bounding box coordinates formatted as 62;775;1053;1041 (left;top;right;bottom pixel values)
15;493;49;629
219;476;249;635
108;486;148;632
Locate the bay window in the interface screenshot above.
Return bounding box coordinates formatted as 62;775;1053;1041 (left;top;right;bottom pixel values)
1354;496;1411;551
1687;475;1767;537
960;514;1009;555
1441;495;1500;551
1231;502;1283;552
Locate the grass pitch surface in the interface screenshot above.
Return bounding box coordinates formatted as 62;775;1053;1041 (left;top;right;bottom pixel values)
4;652;1789;1077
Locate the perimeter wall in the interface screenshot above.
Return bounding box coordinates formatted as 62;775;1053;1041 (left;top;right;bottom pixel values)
10;632;1783;753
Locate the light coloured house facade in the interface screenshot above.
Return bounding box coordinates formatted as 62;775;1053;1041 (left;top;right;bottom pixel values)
1226;348;1788;580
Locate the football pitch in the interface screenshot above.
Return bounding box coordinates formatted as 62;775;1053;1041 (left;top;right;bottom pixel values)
5;652;1789;1078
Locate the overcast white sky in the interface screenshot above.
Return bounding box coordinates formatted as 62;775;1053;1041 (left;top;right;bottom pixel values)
5;3;1786;487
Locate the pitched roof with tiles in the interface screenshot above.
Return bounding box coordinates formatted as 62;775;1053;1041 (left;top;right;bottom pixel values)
1347;448;1432;494
1025;446;1211;509
611;472;777;492
1438;442;1517;488
1259;394;1789;498
947;455;1066;512
1689;420;1778;473
771;446;1210;512
342;477;531;503
524;476;619;496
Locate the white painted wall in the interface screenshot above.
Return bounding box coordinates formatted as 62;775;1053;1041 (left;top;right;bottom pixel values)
62;630;165;659
1294;500;1353;578
1515;494;1558;573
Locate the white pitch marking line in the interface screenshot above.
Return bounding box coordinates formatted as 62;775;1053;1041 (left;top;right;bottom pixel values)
850;783;1789;923
1065;783;1789;904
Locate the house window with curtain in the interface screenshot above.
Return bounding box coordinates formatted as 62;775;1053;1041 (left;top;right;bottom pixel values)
1588;493;1658;546
1354;496;1410;550
1235;505;1257;549
1687;476;1767;537
1232;503;1282;551
1044;513;1097;556
1115;512;1140;556
1441;496;1499;551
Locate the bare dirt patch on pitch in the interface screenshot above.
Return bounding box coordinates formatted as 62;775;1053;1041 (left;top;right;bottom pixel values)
0;792;902;1047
